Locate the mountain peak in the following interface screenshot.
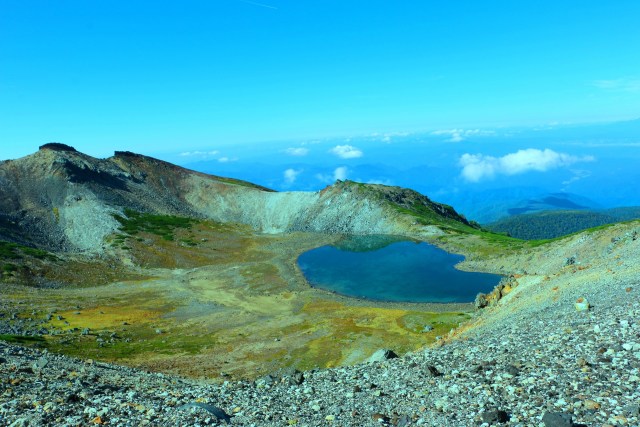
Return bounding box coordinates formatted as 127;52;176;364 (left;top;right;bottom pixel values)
38;142;78;152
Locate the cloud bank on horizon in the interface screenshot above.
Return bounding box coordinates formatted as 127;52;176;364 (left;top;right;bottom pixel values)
431;129;496;143
459;149;596;182
284;147;309;156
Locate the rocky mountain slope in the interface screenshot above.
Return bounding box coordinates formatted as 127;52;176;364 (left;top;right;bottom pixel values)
0;143;473;253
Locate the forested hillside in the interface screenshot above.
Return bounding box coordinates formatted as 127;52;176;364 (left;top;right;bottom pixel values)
486;207;640;240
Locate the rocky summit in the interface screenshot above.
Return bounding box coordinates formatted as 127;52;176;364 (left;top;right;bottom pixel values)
1;147;639;426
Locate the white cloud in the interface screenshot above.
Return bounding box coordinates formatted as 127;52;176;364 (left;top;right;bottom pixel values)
371;131;410;142
333;166;348;181
315;173;331;183
562;169;591;186
179;150;219;157
431;129;495;143
459;148;595;182
569;141;640;148
366;179;393;185
218;156;238;163
283;168;302;184
284;147;309;156
329;145;363;159
592;78;640;92
315;166;350;183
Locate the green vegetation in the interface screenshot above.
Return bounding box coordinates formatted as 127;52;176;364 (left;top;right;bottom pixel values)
0;241;20;259
605;206;640;221
21;246;54;259
526;221;633;247
213;176;273;191
2;263;17;273
112;209;195;241
0;240;55;261
0;334;46;345
485;210;633;240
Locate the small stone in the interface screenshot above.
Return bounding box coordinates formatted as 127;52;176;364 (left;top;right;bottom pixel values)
481;409;509;424
425;366;441;377
325;415;335;421
584;400;601;410
177;403;231;422
574;298;589;311
33;356;49;370
312;404;321;411
285;369;304;386
396;415;411;427
506;365;520;376
372;413;389;423
542;412;574;427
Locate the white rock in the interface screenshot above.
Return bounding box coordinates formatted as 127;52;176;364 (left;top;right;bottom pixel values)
574;298;590;311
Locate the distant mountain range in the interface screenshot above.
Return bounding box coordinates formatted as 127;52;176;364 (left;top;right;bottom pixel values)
177;118;640;223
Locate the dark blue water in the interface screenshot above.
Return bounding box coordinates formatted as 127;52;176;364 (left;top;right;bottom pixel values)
297;237;500;303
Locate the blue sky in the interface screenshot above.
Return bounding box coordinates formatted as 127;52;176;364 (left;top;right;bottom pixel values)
1;1;639;161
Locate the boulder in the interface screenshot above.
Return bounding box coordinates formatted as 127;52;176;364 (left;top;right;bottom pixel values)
366;349;398;363
542;412;574;427
475;293;489;309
